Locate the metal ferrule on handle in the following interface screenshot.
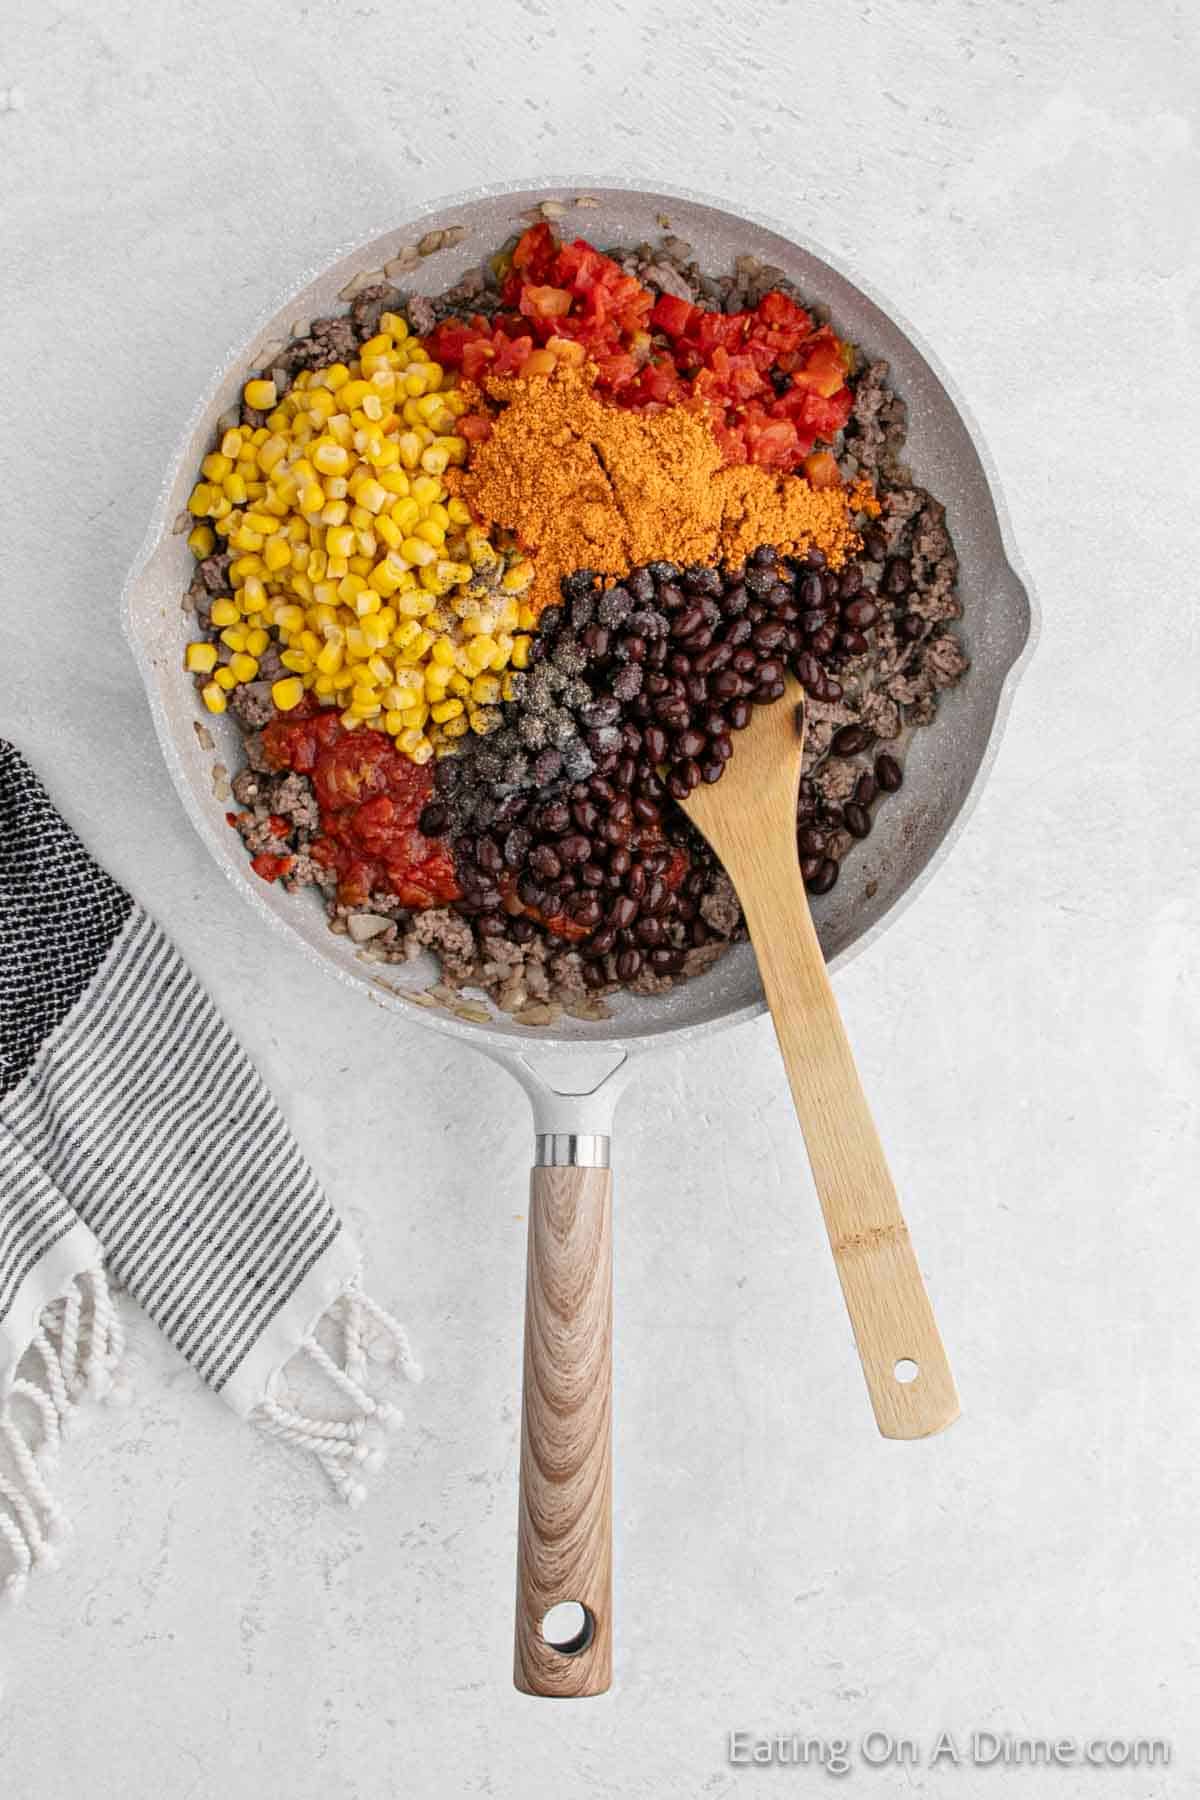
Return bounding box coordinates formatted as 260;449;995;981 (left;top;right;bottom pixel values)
534;1133;611;1169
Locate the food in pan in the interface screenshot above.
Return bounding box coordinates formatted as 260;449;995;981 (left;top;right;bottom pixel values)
180;215;966;1021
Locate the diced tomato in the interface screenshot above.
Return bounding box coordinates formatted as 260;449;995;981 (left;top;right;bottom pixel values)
250;852;294;884
512;221;557;276
803;451;842;490
519;284;572;319
420;228;855;477
649;293;696;336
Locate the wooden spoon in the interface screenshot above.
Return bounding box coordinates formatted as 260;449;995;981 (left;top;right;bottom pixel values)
681;675;959;1439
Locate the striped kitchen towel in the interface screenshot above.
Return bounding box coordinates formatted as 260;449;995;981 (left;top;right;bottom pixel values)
0;739;420;1604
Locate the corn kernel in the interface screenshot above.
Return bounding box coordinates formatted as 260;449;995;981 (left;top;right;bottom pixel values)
200;681;226;713
243;378;277;410
229;652;260;682
271;677;305;712
213;665;238;691
185;642;218;674
187;524;216;558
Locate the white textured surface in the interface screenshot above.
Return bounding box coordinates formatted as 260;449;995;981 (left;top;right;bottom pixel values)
1;2;1198;1795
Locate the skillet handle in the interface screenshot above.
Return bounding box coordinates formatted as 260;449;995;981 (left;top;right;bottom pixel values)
514;1145;613;1697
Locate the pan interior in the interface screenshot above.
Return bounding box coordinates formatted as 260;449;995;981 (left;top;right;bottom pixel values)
126;183;1031;1051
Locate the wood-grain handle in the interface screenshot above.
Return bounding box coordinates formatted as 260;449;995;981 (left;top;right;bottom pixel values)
743;862;960;1440
514;1164;613;1697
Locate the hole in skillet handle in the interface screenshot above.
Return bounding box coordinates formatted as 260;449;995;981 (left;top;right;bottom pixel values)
893;1359;919;1385
541;1601;596;1657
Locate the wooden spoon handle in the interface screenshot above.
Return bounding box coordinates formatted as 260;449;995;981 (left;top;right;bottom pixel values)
742;856;959;1440
514;1164;613;1696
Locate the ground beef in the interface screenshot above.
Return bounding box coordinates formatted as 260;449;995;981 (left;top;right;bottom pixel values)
350;282;403;340
229;681;277;731
406;908;477;985
843;360;909;481
231;767;265;808
405;293;437;336
924;632;970;689
699;873;741;939
269;770;320;833
198;552;233;593
282;852;336;896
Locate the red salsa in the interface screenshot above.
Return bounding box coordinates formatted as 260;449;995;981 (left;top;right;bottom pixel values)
258;704;461;910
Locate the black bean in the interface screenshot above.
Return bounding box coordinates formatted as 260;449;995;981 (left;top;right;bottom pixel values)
510;916;537;944
832;723;872;756
710;670;741;699
503;826;531;868
752;620;788;653
844;598;878;629
559;833;591;865
616;949;642;981
885;558;912;595
875;753;904;792
530;843;562;881
517;875;546;908
658;582;687;612
648;948;684;975
610;894;638;929
568;894;603;929
700;760;724;783
621;634;647;662
476;835;503;873
675;728;706;761
626;865;647;900
798;572;823;608
855;773;878;807
693;642;732;675
580;696;620;730
900;613;925;641
710;733;733;763
671;604;705;639
589;924;618;956
723;582;749;615
581;862;606;887
537;800;570;835
864;529;888;561
844;803;872;839
806;858;840;895
635;915;664;947
608;847;632;879
418;802;448;836
632;795;659;826
727;699;752;729
800;855;824;882
571;799;599;834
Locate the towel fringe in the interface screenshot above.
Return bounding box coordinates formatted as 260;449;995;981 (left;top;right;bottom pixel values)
0;1266;127;1606
252;1277;421;1509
